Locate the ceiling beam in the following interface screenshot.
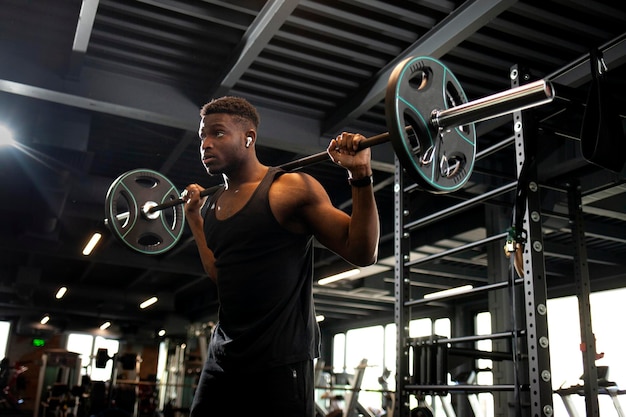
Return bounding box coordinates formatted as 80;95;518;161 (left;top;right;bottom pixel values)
210;0;301;97
321;0;518;135
67;0;100;78
0;58;396;169
72;0;99;53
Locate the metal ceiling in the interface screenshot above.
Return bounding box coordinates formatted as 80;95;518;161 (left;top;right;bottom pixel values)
0;0;624;341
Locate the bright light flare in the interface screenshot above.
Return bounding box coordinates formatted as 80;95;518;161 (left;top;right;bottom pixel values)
424;285;474;300
140;296;158;309
318;268;360;285
82;232;102;255
55;287;67;299
0;124;16;148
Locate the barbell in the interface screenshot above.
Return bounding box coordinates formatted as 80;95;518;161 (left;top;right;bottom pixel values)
104;56;554;255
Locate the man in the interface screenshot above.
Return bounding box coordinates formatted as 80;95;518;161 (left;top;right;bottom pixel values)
183;96;379;416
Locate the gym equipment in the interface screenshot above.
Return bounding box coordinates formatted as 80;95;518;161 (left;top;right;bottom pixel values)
91;348;143;417
580;48;626;173
104;56;554;254
314;359;377;417
555;366;626;417
104;169;185;255
342;359;371;417
386;56;475;194
0;358;28;410
33;349;82;417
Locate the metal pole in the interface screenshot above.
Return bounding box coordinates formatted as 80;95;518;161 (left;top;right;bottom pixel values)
432;79;554;129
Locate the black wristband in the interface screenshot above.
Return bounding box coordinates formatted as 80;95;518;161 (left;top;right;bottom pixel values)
349;175;373;187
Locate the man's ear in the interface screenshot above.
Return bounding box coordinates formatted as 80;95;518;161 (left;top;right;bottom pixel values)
245;131;256;147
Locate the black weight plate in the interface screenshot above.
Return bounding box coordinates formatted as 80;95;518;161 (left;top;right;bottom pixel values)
104;169;185;255
386;56;476;193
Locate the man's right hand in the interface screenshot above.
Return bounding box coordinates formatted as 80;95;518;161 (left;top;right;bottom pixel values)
182;184;206;218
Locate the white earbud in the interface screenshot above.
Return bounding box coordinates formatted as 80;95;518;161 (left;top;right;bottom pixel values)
245;136;252;148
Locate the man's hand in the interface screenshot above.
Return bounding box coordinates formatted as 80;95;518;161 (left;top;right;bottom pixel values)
182;184;206;218
327;132;372;180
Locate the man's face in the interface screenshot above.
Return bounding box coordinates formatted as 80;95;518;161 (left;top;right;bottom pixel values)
198;113;246;176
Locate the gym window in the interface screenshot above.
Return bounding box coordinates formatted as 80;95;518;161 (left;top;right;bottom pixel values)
0;321;10;359
66;334;119;381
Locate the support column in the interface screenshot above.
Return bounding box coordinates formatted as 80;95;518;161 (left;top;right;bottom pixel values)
511;64;554;417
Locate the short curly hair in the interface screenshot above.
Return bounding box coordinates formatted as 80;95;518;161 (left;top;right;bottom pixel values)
200;96;260;129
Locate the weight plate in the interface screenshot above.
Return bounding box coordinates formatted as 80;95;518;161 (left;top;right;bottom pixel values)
104;169;185;255
386;56;476;193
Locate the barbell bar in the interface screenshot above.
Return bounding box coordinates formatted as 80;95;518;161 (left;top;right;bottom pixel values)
148;63;553;213
104;56;555;255
145;127;413;215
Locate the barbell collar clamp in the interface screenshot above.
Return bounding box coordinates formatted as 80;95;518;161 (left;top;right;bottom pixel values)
142;202;160;219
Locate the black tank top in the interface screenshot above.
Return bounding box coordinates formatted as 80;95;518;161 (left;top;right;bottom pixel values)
203;167;320;372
